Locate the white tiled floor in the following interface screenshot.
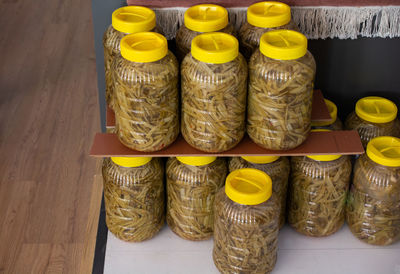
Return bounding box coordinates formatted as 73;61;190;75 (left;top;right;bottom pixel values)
104;224;400;274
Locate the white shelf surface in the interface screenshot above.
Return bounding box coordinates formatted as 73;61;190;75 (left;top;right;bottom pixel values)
104;224;400;274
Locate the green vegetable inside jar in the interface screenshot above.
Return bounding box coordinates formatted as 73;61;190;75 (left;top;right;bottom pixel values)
213;168;280;273
346;136;400;245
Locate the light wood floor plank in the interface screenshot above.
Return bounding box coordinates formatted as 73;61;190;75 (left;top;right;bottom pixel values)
0;0;102;272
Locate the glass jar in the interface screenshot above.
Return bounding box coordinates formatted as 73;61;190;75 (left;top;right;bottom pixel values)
247;30;316;150
175;4;235;61
181;32;247;152
239;1;299;59
345;96;399;148
213;168;279;273
102;157;165;242
113;32;179;152
311;99;343;130
346;136;400;245
103;6;160;109
288;152;352;237
229;156;290;228
166;157;227;241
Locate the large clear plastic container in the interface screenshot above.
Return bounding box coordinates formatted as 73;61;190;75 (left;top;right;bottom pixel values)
346;136;400;245
288;151;352;237
311;99;343;130
247;30;316;150
113;32;179;152
181;32;247;152
166;157;227;241
213;168;279;273
345;96;399;148
175;4;235;61
239;1;299;59
229;156;290;228
102;157;165;242
103;6;160;109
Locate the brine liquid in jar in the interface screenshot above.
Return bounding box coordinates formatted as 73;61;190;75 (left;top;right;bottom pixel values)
113;32;179;152
181;32;247;152
288;153;352;237
346;136;400;245
247;30;316;150
166;156;227;241
103;6;158;109
213;168;280;273
229;155;290;228
102;157;165;242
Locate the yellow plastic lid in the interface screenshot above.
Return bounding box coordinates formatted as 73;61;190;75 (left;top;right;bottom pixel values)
225;168;272;205
247;1;291;28
176;156;217;166
184;4;228;32
241;156;280;164
191;32;238;64
311;99;338;127
111;157;152;167
260;30;307;60
355;96;398;123
112;6;156;34
366;136;400;167
120;32;168;63
306;129;342;161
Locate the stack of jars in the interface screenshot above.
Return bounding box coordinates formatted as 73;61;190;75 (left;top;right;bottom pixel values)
100;2;400;274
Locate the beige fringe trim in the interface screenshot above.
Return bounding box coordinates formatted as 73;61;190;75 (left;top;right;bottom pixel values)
154;6;400;40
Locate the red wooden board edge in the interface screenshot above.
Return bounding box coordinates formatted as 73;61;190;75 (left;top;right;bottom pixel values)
106;89;331;127
90;131;364;157
106;104;115;128
126;0;400;8
312;89;331;122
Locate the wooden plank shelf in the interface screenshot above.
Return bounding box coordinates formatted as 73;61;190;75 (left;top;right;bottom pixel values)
90;131;364;157
93;89;363;157
106;89;332;129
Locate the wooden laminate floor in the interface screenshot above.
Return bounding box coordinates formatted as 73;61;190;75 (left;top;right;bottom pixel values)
0;0;102;273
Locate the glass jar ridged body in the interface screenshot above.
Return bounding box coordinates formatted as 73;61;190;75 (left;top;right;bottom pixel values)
345;112;399;148
213;189;279;274
247;50;316;150
238;21;298;60
181;54;248;152
346;154;400;245
288;156;352;236
229;157;290;229
166;158;227;240
102;158;165;242
103;25;160;109
175;24;235;61
113;51;179;152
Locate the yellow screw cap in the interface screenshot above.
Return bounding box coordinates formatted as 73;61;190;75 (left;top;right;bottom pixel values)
111;157;152;167
176;156;217;166
247;1;291;28
260;29;307;60
225;168;272;205
112;6;156;34
184;4;228;32
355;96;398;124
311;99;338;127
191;32;238;64
241;156;280;164
366;136;400;167
307;129;342;161
120;32;168;63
